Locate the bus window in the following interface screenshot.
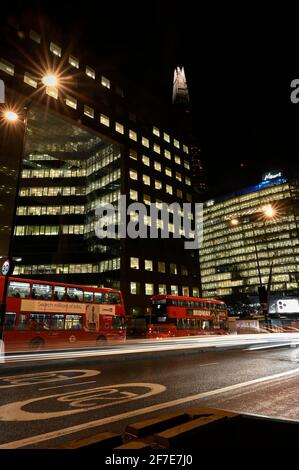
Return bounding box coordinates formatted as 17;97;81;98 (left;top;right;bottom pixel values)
29;314;51;330
202;320;211;330
4;312;16;330
84;291;93;303
109;292;121;304
112;316;125;330
51;315;65;330
17;314;26;330
8;281;30;299
54;286;66;301
94;292;104;304
65;315;82;330
67;287;83;302
32;283;52;300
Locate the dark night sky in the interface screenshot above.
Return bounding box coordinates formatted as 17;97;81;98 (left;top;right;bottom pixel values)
3;1;299;196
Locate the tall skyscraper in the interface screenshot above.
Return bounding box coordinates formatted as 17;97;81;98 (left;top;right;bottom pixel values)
172;66;207;197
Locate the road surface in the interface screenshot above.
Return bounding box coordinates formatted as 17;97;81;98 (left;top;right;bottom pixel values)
0;341;298;449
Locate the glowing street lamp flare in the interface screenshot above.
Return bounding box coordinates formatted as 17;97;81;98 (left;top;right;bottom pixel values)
42;74;59;87
3;110;18;122
262;204;276;219
230;218;239;226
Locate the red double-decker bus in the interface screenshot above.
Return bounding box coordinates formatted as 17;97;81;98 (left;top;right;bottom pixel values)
0;276;126;351
146;295;229;338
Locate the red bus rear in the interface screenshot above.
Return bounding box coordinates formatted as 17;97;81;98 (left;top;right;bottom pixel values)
146;295;228;338
0;276;126;351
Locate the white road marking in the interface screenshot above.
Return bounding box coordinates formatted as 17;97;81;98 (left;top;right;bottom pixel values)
39;380;97;391
0;383;166;421
1;367;299;448
0;369;101;388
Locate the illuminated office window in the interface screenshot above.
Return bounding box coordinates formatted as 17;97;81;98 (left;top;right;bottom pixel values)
173;139;180;149
164;149;171;160
100;114;110;127
129;130;137;141
84;105;94;118
145;260;153;271
115;122;124;134
65;95;77;109
192;287;199;297
130;189;138;201
185;176;191;186
183;144;189;154
129;149;138;160
130;257;139;270
143;194;151;205
175;155;181;165
182;286;190;296
130;282;140;295
129;169;138;180
158;261;166;273
153;143;160;154
29;29;41;43
143;174;150;186
153;126;160;137
24;72;37;88
50;42;61;57
184;161;190;170
69;55;79;68
142;155;150;166
155;180;162;190
86;66;95;79
165;167;172;177
168;223;174;233
166;184;173;195
154;161;161;172
171;285;178;295
101;76;110;89
170;264;177;275
159;284;167;294
163;132;170;143
46;86;58;99
142;136;149;148
145;283;154;295
0;58;14;75
176;172;182;182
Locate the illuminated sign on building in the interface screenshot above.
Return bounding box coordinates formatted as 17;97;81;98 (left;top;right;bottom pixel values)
262;171;282;181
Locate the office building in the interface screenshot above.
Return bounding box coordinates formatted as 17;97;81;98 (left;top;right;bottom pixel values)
200;172;299;300
0;17;201;316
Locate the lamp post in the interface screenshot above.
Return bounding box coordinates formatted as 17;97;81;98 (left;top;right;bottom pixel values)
0;71;60;353
230;204;276;328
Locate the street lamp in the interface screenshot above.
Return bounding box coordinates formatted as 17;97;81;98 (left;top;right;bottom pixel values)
41;73;59;88
3;110;19;122
229;204;276;328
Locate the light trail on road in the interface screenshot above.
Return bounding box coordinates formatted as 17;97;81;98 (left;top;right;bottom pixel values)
2;332;299;364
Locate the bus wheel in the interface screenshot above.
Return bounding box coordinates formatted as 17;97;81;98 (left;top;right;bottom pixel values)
96;336;107;347
29;337;45;351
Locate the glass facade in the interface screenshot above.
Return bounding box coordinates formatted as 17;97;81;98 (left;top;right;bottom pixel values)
0;27;201;317
201;177;299;298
